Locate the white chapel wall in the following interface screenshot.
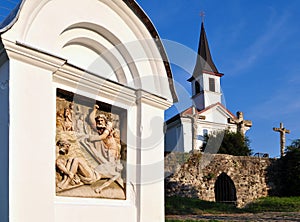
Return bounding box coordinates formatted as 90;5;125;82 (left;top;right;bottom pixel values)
9;59;56;222
1;1;175;222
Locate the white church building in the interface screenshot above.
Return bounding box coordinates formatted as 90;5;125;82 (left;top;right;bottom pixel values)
165;22;251;153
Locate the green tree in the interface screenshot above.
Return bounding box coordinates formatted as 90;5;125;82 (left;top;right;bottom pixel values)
276;139;300;196
286;139;300;152
202;129;252;156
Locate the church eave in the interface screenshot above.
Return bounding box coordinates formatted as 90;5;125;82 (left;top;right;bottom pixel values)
197;102;236;118
187;70;224;82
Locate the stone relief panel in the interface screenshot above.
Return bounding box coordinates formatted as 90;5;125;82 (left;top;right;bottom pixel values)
55;89;127;200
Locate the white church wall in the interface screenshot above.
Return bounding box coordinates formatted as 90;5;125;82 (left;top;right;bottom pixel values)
181;117;193;153
0;59;9;222
170;106;238;152
165;125;178;152
203;106;229;125
204;92;222;108
165;119;184;152
202;73;221;93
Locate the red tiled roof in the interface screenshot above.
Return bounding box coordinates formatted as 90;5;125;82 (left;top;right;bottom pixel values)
181;102;236;119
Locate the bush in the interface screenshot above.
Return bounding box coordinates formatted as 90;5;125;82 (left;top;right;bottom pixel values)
202;130;252;156
275;139;300;196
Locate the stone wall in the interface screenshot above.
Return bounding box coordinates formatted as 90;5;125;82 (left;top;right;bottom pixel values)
165;152;274;207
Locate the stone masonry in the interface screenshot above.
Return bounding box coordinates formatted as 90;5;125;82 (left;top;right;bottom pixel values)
165;152;273;207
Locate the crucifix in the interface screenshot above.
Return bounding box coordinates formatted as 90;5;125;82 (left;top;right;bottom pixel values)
228;111;252;136
184;106;206;151
273;122;290;157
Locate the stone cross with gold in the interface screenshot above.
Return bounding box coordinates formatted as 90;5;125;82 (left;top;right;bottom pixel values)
273;122;290;157
228;111;252;136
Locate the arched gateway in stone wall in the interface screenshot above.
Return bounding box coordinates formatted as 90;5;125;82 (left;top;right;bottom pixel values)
165;153;272;207
214;172;237;204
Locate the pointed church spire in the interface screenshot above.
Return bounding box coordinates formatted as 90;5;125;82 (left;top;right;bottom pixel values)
189;21;222;81
198;22;218;73
188;19;224;111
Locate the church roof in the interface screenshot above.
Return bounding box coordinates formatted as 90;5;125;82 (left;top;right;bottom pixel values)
182;102;236;118
188;22;223;81
166;102;236;124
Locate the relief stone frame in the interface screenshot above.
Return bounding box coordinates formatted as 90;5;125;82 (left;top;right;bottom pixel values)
55;88;127;200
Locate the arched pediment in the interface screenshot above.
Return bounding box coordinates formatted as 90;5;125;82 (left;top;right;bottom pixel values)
0;0;177;102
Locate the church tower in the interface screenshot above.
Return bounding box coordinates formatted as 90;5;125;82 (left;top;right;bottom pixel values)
188;22;223;110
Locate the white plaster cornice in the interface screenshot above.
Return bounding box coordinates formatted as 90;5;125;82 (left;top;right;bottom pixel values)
53;63;137;106
136;89;172;110
2;39;67;72
2;39;172;110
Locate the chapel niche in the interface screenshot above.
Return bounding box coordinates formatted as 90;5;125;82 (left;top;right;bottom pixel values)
55;88;127;200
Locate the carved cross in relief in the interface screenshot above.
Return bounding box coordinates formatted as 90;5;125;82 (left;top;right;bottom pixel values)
228;111;252;136
273;122;290;157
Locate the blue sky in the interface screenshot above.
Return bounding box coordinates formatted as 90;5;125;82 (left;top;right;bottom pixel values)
1;0;300;157
136;0;300;157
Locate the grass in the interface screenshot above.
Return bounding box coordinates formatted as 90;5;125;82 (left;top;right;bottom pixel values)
165;196;300;215
165;196;243;215
245;196;300;213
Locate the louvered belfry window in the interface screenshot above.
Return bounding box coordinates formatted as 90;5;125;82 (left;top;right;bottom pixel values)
209;78;215;92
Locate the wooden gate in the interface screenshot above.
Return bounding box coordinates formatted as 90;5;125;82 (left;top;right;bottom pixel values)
214;173;237;204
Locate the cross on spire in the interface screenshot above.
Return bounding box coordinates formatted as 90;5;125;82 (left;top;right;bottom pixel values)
200;11;205;23
228;111;252;136
273;122;290;157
